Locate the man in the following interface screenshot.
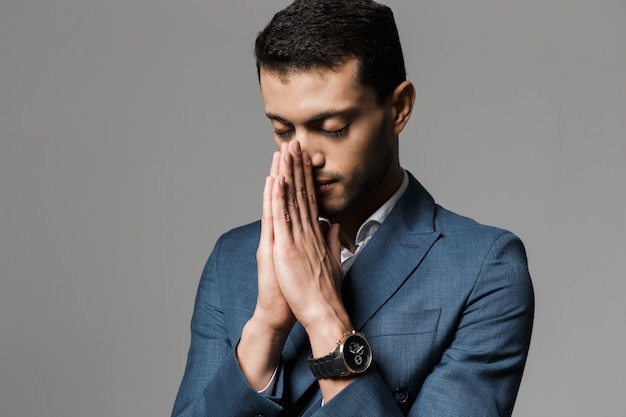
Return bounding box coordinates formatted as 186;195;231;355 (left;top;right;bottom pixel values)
172;0;534;416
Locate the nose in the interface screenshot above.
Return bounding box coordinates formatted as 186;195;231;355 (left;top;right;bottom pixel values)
293;135;324;168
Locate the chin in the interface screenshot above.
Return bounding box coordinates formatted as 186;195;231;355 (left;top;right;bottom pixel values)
317;202;345;219
318;198;357;220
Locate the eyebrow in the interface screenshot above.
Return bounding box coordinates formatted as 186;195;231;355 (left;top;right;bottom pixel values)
265;107;361;127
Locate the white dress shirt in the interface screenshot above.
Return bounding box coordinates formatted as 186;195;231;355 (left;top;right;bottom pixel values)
340;170;409;273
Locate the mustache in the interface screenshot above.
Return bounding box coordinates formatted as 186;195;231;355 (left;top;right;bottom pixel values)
313;170;344;184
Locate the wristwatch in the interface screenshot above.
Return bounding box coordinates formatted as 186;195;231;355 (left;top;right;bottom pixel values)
307;331;372;378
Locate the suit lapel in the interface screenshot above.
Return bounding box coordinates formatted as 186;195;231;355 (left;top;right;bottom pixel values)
342;174;440;330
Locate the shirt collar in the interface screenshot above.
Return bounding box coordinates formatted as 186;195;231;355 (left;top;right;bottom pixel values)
340;170;409;266
354;170;409;245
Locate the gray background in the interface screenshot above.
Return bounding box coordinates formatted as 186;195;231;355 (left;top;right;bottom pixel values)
1;0;625;416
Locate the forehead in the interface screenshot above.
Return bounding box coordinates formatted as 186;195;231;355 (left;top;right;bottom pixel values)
259;60;378;120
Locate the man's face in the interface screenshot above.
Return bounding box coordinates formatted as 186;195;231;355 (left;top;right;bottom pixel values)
260;59;398;220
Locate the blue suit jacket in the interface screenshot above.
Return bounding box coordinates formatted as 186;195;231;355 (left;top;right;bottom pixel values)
172;173;534;416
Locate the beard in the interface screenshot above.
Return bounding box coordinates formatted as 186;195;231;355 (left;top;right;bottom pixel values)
317;116;394;219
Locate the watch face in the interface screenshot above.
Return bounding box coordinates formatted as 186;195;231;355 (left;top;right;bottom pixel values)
340;333;372;373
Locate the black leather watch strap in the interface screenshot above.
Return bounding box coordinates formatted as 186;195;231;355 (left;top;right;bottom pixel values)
307;351;345;378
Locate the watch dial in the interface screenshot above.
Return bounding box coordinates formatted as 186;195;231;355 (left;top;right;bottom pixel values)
343;334;372;372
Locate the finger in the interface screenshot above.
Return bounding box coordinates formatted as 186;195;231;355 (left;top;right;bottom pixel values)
260;175;275;245
269;151;281;178
298;148;330;264
327;223;344;292
301;149;321;234
289;141;314;231
326;223;342;265
279;143;301;230
263;150;280;241
271;174;294;243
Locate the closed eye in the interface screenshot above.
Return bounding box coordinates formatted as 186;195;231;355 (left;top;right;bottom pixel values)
321;125;348;138
273;129;294;139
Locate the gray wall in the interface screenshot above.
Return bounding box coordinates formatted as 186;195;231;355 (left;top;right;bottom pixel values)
1;1;624;416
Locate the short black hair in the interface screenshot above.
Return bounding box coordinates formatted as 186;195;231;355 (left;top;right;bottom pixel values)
254;0;406;104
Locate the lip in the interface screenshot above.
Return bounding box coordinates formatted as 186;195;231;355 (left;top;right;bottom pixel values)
315;179;336;193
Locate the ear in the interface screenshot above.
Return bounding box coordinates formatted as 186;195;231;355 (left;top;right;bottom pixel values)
390;81;416;135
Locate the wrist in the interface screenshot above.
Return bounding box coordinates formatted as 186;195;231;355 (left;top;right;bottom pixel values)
303;310;352;358
247;313;293;344
250;306;295;336
237;317;290;391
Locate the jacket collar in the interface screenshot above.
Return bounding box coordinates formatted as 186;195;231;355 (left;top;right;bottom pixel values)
341;172;441;330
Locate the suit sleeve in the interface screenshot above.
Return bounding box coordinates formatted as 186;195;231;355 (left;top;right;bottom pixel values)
411;232;535;417
171;236;283;417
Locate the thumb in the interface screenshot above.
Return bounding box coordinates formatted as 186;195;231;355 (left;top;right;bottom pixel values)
326;222;342;264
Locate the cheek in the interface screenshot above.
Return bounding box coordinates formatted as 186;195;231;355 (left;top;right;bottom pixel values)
326;141;373;175
349;128;385;161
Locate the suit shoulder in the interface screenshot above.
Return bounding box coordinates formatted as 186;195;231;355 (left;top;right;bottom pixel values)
432;205;532;295
434;204;519;241
202;221;260;280
215;220;261;253
432;205;528;264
